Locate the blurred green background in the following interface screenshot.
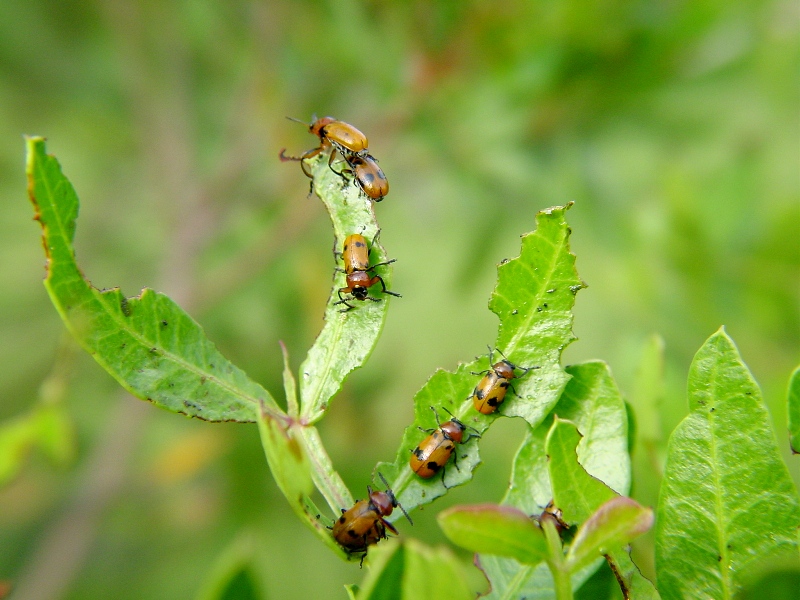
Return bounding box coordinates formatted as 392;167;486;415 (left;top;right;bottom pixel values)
1;0;797;598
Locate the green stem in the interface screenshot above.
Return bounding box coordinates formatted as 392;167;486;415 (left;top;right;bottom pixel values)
542;515;573;600
299;426;354;512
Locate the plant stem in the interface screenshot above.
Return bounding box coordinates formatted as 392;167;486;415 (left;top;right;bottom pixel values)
542;515;573;600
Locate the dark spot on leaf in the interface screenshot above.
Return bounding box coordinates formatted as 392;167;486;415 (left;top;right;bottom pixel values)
542;303;548;308
120;297;131;316
537;306;543;312
511;309;518;315
718;555;722;561
120;343;126;349
710;407;715;412
161;320;168;327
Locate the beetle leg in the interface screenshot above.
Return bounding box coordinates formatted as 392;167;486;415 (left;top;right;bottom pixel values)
372;275;401;297
278;148;303;162
470;369;492;376
329;150;350;176
441;467;452;489
334;288;355;311
509;381;520;397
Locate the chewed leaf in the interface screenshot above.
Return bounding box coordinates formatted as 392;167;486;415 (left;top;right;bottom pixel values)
378;205;582;513
26;137;278;423
298;154;396;424
546;417;618;525
655;328;800;599
491;203;584;422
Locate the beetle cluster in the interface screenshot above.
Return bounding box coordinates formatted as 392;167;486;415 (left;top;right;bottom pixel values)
408;347;534;488
281;116;400;312
280;115;389;201
280;117;535;561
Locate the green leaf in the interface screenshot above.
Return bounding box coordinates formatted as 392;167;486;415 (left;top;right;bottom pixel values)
479;361;631;599
298;154;397;424
354;539;473;600
438;504;548;566
256;404;346;557
605;549;661;600
546;417;618;526
25;137;278;423
655;327;800;600
565;496;654;573
377;205;582;512
789;366;800;454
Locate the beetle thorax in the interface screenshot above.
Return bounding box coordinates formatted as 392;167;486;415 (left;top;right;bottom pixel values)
370;491;395;517
494;361;515;379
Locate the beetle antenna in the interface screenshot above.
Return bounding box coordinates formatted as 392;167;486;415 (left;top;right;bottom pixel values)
397;500;413;526
285;115;309;126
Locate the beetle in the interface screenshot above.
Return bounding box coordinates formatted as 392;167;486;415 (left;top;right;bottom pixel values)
331;472;412;555
279;115;368;177
410;406;480;483
536;499;570;535
471;346;535;414
339;153;389;201
334;233;401;311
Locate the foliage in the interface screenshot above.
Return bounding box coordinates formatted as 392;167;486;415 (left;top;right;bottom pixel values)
4;4;797;596
21;138;799;600
655;328;800;599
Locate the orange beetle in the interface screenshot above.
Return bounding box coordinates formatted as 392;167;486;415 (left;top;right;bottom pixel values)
410;406;479;483
341;153;389;201
279;115;368;177
334;233;401;311
331;473;412;555
471;347;535;414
